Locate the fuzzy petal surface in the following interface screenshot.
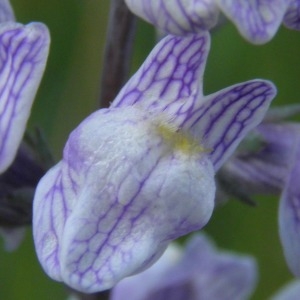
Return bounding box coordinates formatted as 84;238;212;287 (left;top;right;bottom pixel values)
112;234;257;300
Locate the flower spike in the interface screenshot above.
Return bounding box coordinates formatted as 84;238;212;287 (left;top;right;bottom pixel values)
112;32;210;113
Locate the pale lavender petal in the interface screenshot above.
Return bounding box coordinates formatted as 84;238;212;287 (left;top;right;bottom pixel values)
217;0;288;44
34;106;216;292
125;0;219;35
279;137;300;277
33;162;69;281
111;244;182;300
0;22;50;173
0;0;15;22
167;235;257;300
112;234;257;300
192;252;257;300
283;0;300;30
272;279;300;300
184;80;276;171
112;32;210;119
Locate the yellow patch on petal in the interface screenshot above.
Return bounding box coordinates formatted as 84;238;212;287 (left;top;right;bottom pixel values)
156;123;210;155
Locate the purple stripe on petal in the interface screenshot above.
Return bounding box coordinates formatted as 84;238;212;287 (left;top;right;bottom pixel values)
112;32;210;115
185;80;276;171
279;137;300;277
0;0;15;22
0;22;50;173
217;0;288;44
172;235;257;300
283;0;300;30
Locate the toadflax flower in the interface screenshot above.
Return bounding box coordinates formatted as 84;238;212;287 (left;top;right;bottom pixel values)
111;233;257;300
33;31;276;293
124;0;300;44
0;0;50;250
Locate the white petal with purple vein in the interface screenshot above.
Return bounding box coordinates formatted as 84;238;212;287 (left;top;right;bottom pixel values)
0;22;50;173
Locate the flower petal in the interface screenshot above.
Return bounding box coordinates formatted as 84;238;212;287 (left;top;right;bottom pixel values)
0;22;50;173
111;244;182;300
0;0;15;22
279;136;300;277
217;0;288;44
193;253;257;300
33;162;68;281
125;0;219;35
112;32;210;121
185;80;276;171
283;0;300;30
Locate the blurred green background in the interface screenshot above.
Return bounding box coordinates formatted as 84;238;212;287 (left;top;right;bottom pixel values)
1;0;300;299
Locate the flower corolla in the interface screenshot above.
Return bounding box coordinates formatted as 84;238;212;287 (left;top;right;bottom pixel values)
33;31;276;292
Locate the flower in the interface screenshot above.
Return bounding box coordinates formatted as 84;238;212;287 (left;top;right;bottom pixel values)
33;31;276;293
124;0;300;44
0;1;50;250
111;233;257;300
218;117;300;277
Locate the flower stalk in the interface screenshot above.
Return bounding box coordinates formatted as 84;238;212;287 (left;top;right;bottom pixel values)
99;0;137;108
